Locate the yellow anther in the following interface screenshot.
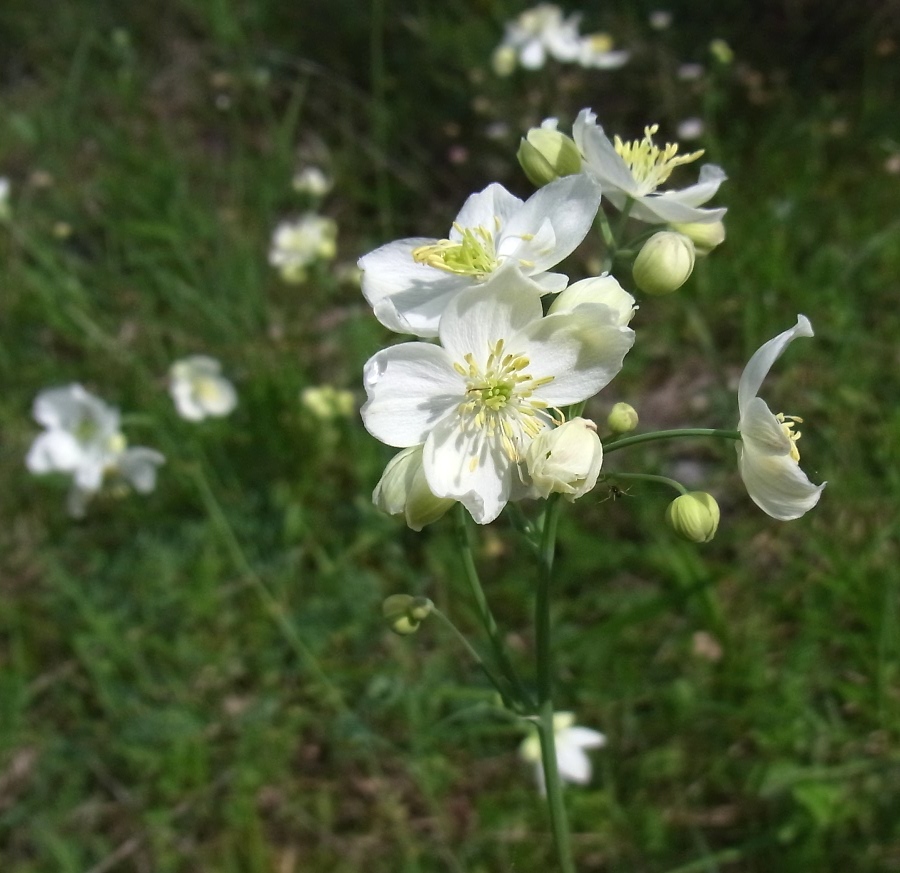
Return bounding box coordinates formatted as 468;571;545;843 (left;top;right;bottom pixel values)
614;124;704;195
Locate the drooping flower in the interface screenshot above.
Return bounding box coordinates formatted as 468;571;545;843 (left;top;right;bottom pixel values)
26;384;164;517
361;272;634;524
574;109;727;224
576;33;630;69
519;712;606;793
736;316;825;520
492;4;582;75
359;175;601;338
269;213;337;283
169;355;237;421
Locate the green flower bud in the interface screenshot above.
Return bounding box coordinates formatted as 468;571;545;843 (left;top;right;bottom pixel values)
382;594;434;635
632;231;696;295
665;492;720;543
373;446;455;531
607;402;639;434
669;220;725;256
517;122;583;188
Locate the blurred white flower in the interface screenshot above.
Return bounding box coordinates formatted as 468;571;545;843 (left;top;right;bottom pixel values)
576;33;630;69
26;384;164;517
359;175;601;337
492;4;582;74
169;355;237;421
736;316;825;520
677;117;705;141
292;166;332;197
269;214;337;283
574;109;727;224
676;63;705;81
519;712;606;793
300;385;355;420
648;10;673;30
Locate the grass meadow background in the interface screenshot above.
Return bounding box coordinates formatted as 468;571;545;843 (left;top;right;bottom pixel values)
2;1;899;870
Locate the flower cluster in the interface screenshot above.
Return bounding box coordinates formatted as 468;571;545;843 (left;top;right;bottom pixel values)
492;4;630;76
358;107;824;530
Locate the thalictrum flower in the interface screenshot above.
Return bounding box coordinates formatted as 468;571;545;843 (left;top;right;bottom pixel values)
361;273;634;524
576;33;630;69
519;712;606;793
573;109;727;224
492;4;582;74
359;175;601;338
26;384;164;517
524;417;604;501
269;213;337;283
737;315;825;520
169;355;237;421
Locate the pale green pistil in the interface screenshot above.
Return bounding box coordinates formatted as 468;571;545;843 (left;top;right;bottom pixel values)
412;222;500;279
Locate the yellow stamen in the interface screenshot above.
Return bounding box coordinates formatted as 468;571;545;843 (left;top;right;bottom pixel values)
614;124;704;195
776;413;804;462
411;222;499;279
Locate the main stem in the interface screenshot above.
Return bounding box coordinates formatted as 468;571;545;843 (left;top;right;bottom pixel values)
534;495;576;873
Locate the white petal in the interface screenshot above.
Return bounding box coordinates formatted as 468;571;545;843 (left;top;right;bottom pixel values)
26;431;83;474
576;117;638;195
73;458;107;492
555;739;592;785
423;416;511;524
520;39;546;69
498;175;601;274
738;315;814;417
451;183;523;236
516;306;635;406
660;164;727;207
170;383;206;421
118;448;165;493
624;193;727;225
530;271;569;294
737;441;825;521
361;344;462;447
200;378;238;416
564;726;607;750
549;275;636;326
359;238;466;337
739;397;793;455
438;272;544;362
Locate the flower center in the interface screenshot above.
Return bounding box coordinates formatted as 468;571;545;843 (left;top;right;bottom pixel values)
614;124;703;195
776;413;803;462
412;222;500;279
453;339;555;465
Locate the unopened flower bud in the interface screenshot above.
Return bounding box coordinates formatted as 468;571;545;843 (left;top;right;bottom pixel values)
525;418;603;501
607;402;639;434
669;220;725;256
373;445;455;531
633;231;696;295
382;594;434;635
548;275;636;326
666;492;720;543
517;120;583;188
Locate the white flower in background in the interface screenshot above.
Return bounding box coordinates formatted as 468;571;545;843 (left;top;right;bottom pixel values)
269;213;337;283
648;10;673;30
574;109;727;224
361;273;634;524
548;274;636;326
492;4;582;74
26;384;164;517
519;712;606;793
0;177;10;220
359;175;601;338
576;33;630;69
677;117;705;141
676;63;705;81
736;316;825;520
524;417;604;501
169;355;237;421
292;166;332;197
300;385;355;420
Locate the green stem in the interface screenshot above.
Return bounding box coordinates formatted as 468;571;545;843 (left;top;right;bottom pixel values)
603;471;688;495
604;428;741;455
453;506;534;711
534;495;576;873
431;608;512;706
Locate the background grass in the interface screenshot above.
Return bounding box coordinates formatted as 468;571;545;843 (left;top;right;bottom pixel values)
2;1;899;870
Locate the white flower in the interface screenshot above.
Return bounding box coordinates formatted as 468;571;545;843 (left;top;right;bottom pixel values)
524;417;603;501
359;175;601;338
26;384;164;517
736;316;825;520
519;712;606;793
548;274;636;326
361;273;634;524
492;4;582;74
576;33;630;70
574;109;727;224
269;213;337;283
169;355;237;421
292;166;332;197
